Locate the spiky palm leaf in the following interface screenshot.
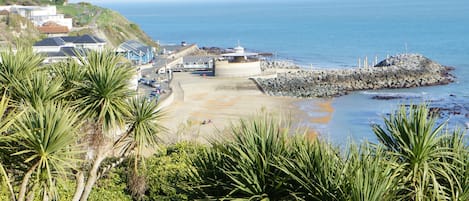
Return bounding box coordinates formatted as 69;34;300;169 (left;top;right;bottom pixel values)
278;137;346;201
10;72;64;108
372;104;459;200
114;97;167;169
13;103;83;200
345;143;400;201
49;60;85;101
76;49;134;132
191;114;295;200
438;129;469;200
224;115;295;200
0;47;42;89
0;94;21;201
190;145;232;199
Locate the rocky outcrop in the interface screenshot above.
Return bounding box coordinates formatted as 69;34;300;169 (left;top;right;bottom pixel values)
254;54;455;98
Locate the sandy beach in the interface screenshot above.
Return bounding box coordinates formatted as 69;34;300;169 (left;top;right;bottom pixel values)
160;72;333;144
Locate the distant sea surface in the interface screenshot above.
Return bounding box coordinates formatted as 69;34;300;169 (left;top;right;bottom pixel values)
102;0;469;145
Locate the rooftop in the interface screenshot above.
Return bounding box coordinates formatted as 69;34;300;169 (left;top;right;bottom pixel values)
118;40;152;56
221;52;259;57
221;45;258;57
0;10;9;15
73;34;106;44
33;34;106;47
37;23;69;34
183;56;213;63
34;37;65;46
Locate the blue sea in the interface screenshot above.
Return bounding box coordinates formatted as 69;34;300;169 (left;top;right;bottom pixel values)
100;0;469;145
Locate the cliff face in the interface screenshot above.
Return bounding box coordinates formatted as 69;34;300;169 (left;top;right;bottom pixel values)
255;54;455;98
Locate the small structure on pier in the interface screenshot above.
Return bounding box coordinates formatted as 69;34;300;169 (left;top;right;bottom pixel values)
214;45;261;77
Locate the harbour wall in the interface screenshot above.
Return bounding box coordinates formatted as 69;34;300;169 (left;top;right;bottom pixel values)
253;54;455;98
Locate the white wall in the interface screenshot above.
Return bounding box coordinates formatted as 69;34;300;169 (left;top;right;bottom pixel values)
129;68;141;91
30;6;56;16
3;6;73;30
76;43;105;51
215;61;261;77
30;14;73;29
33;46;61;53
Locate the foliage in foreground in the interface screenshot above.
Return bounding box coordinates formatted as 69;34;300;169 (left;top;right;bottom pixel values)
189;105;469;201
0;48;166;201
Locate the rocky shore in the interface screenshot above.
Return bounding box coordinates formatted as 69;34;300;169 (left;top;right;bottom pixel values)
260;60;300;71
254;54;455;98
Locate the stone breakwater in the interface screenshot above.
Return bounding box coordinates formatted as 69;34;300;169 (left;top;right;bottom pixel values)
260;60;300;71
254;54;455;98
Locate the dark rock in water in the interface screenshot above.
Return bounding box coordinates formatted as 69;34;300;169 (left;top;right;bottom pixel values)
200;46;228;55
371;95;405;100
254;53;455;98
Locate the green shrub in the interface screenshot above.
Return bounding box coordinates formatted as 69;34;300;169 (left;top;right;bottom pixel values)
142;143;199;200
88;171;132;201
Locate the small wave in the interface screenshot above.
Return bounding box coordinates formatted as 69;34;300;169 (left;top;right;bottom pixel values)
360;91;425;98
361;91;426;100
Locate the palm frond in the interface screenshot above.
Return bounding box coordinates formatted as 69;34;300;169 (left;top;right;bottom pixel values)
372;104;460;200
76;49;135;132
0;46;43;88
12;102;84;197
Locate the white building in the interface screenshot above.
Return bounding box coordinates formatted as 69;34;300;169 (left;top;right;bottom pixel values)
33;34;106;63
0;5;72;29
214;45;261;77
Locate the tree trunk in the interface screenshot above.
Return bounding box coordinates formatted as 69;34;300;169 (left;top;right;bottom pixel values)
18;162;39;201
72;172;85;201
79;153;106;201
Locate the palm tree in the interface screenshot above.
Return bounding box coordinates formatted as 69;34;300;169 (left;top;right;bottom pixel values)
76;49;134;131
113;97;167;200
72;49;134;201
13;102;82;201
372;104;459;200
114;97;167;170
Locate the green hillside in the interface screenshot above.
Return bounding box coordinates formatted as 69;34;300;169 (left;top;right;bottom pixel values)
58;2;157;47
0;1;157;48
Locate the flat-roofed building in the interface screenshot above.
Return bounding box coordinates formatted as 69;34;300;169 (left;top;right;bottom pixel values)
214;45;261;77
